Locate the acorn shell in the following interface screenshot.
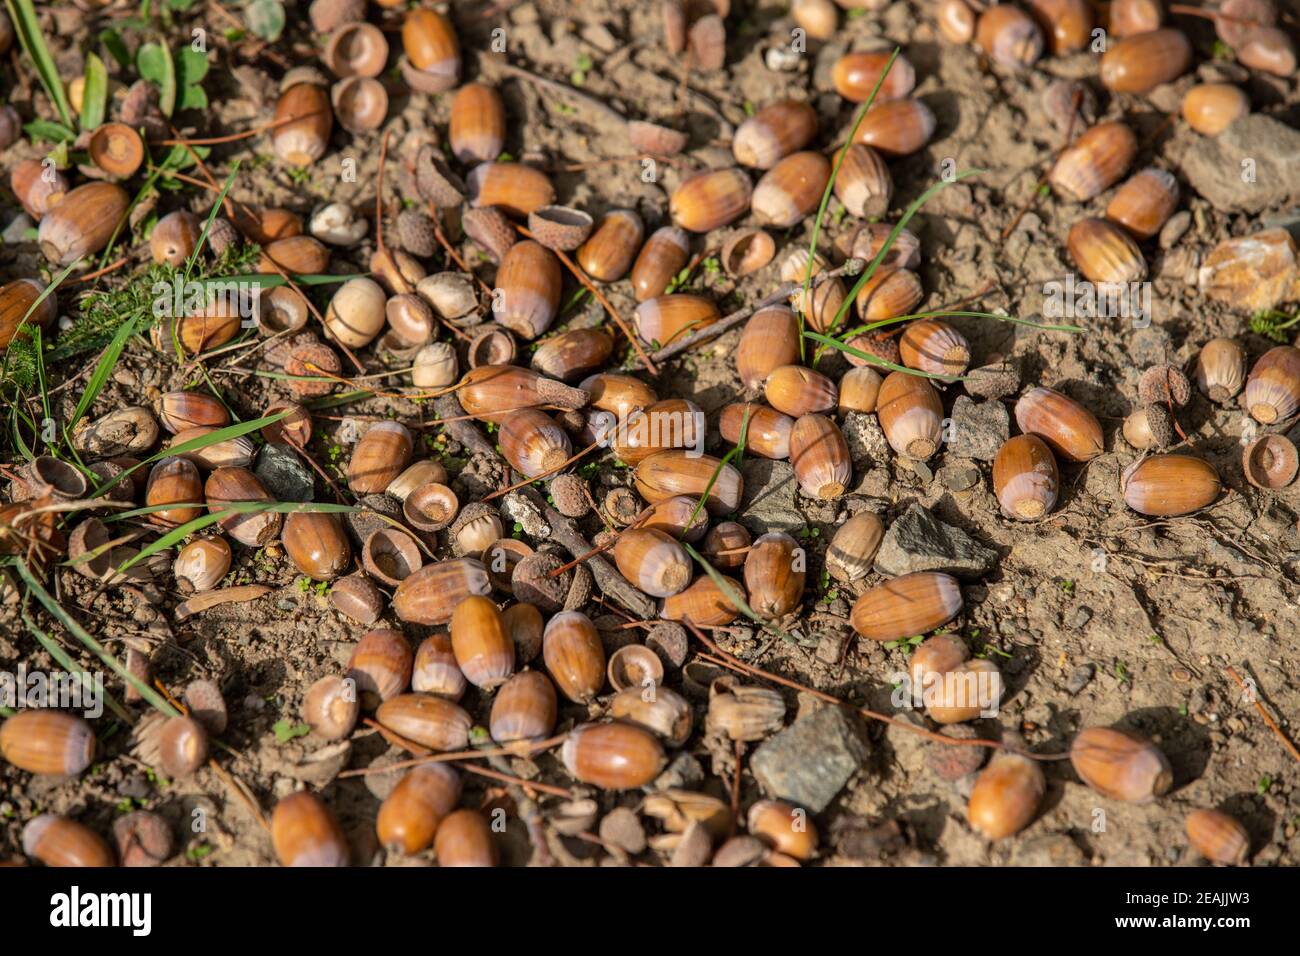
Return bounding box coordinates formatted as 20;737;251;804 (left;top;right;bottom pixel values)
736;306;800;390
1121;454;1221;516
849;571;963;642
1185;808;1250;866
492;239;562;340
449;595;515;690
449;82;506;164
743;532;805;619
38;182;129;265
391;558;493;625
631;226;692;302
876;371;943;460
1049;121;1137;202
489;671;558;743
732;100;818;169
993;434;1059;520
561;721;667;790
0;710;95;776
669;167;753;233
1014;387;1104;461
852;99;936;158
1242;435;1298;490
271;791;349;867
1244;345;1300;424
635;451;743;515
1100;28;1192;94
1069;726;1172;803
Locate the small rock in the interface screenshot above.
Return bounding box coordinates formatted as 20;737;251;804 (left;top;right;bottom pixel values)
1158;210;1192;250
840;411;889;467
1129;325;1173;367
739;459;804;535
1065;663;1094;695
947;395;1009;462
653;752;705;791
873;503;998;578
2;212;33;243
814;627;851;665
750;705;869;813
598;807;646;855
1071;606;1093;628
501;491;549;538
938;461;981;492
1198;228;1300;313
1181;115;1300;213
926;725;987;781
254;443;315;502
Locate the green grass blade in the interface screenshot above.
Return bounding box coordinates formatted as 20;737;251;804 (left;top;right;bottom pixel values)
20;606;133;724
80;52;109;131
186;162;241;279
5;0;74;128
68;313;140;436
683;407;750;534
804;330;963;381
682;541;791;643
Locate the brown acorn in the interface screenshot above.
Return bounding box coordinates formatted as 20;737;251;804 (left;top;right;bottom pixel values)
719;403;794;460
489;671;558;743
376;693;472;751
448;83;506;163
702;521;751;572
392;558;493;625
1069;726;1172;803
259;235;331;274
532;328;613;382
457;364;589;423
1014;387;1104;461
751;152;830;229
669;167;753;233
1122;454;1221;516
281;511;352;581
744;532;805;619
899;319;969;377
789;414;851;499
542;610;606;703
833;143;892;219
302;675;360;740
376;763;461;854
850;571;963;642
1244;346;1300;424
0;710;95;776
1105;167;1180;241
204;467;280;546
661;573;746;626
492;239;562;339
150;211;202;267
764;365;837;418
466;162;555;218
22;815;114;867
1185;809;1250;866
614;528;693;598
435;808;498;866
876;371;944;460
271;791;349;867
967;751;1045;840
37;182;129;265
635;294;721;348
732;100;819;169
577;210;644;283
825;512;883;583
498;408;572;478
635;450;743;514
976;4;1045;68
993;434;1059;520
347;628;413;707
272;82;333;167
854;267;924;323
561;721;667;790
1194;338;1246;404
348;421;413;494
1024;0;1092;54
0;279;57;349
1183;83;1249;136
735;306;800;390
832;50;916;101
449;595;515;690
631;226;692;302
938;0;977;42
401;8;460;92
852;99;936;158
157;715;209;778
1049;121;1138;202
145;457;203;528
1100;28;1192;94
12;158;67;220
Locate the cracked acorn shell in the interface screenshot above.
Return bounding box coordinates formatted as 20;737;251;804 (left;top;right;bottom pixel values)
876;371;944;460
1014;387;1104;461
561;721;667;790
1099;28;1192;94
392;558;493;625
610;685;692;746
850;571;963;642
271;792;348;867
993;434;1059;520
542;610;606;703
636;451;743;514
1049;121;1137;202
1244;345;1300;424
0;709;95;776
1122;454;1221;516
1070;726;1172;803
1105;167;1179;241
669;167;753;233
744;532;805;619
38;182;129;265
732;100;818;169
467;162;555;218
789;414;851;499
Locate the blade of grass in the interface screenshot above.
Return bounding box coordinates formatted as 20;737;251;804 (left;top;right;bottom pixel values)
67;313;142;436
683;408;750;536
20;605;134;724
799;47;900;361
805;330;964;381
5;0;74;128
79;52;109;131
186;162;241;279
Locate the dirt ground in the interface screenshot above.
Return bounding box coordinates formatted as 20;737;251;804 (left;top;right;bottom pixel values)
2;0;1299;867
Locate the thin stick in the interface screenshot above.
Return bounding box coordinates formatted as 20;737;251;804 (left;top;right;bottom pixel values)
67;256;131;285
1227;665;1300;766
338;722;569;778
159;111;323;146
463;762;574;798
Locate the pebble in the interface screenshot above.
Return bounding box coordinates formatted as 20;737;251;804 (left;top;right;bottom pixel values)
738;458;804;536
947;396;1009;462
1065;663;1094;695
1071;606;1093;628
938;461;981;492
841;411;889;466
751;705;869;813
1182;115;1300;213
254;443;315;503
873;502;998;578
814;627;851;666
1158;210;1192;249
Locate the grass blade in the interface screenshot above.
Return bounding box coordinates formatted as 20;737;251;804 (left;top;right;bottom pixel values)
683;407;750;534
80;52;109;131
804;330;962;381
20;606;133;724
682;541;791;643
5;0;74;128
186;162;241;279
67;313;140;436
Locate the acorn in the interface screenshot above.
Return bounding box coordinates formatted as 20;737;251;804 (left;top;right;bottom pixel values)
833;143;892;219
88;122;145;179
824;512;883;584
502;602;545;664
1100;28;1192;94
271;791;349;867
1185;809;1250;866
281;511;352;581
22;815;114;867
832;49;916;101
746;799;817;860
992;434;1058;520
492;239;562;340
205;467;281;546
431;808;496;867
631;226;692;302
1123;404;1175;450
976;4;1045;68
634;293;721;349
392;558;493;625
635;451;743;514
751;152;830;229
900;319;969;377
764;365;837;417
789;414;851;499
744;532;805;619
385;293;434;347
852;99;936;158
348;421;413;494
733;100;818;169
791;0;837;40
669;167;753;233
850;571;963;642
702;521;751;572
1237;27;1296;78
1242;435;1298;490
113;811;173;867
613;527;691;598
1105;167;1180;241
577;210;644;283
855;267;924;323
642;495;709;542
736;306;801;389
562;721;667;790
38;182;129;265
445;595;514;690
1070;726;1171;803
0;710;95;776
145;457;203;528
377;693;472;751
1049;121;1137;202
258;286;310;336
149;210;201;267
346;628;413;708
1183;83;1249;136
1122;454;1221;516
452;506;504;554
542;610;606;703
0;278;57;348
582;373;658;419
1026;0;1092;54
938;0;977;42
719;403;793;459
321;277;385;350
158;391;228;435
174;536;232;593
1110;0;1163;35
967;751;1045;840
377;763;461;854
1014;387;1104;461
12;157;67;220
707;678;786;742
876;371;944;460
302;675;360;740
838;367;883;415
401;8;460;92
1244;345;1300;424
458;364;590;423
273;82;332;166
236;206;303;245
467;162;555;218
532;329;612;383
1194;338;1246;403
259;235;330;274
499;408;572;478
850;221;922;270
661;573;746;626
157;715;208;778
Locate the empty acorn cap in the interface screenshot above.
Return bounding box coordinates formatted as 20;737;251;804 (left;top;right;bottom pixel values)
1243;434;1298;489
414;145;466;208
721;229;775;278
527;205;595;251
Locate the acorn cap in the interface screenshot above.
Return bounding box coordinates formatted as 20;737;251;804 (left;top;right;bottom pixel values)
528;205;595;251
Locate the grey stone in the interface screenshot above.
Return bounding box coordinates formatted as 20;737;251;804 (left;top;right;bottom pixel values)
947;396;1008;462
1158;210;1191;250
254;443;315;502
750;705;868;812
873;503;997;578
1066;663;1094;696
938;461;981;492
841;411;888;466
1181;115;1300;213
739;458;804;535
